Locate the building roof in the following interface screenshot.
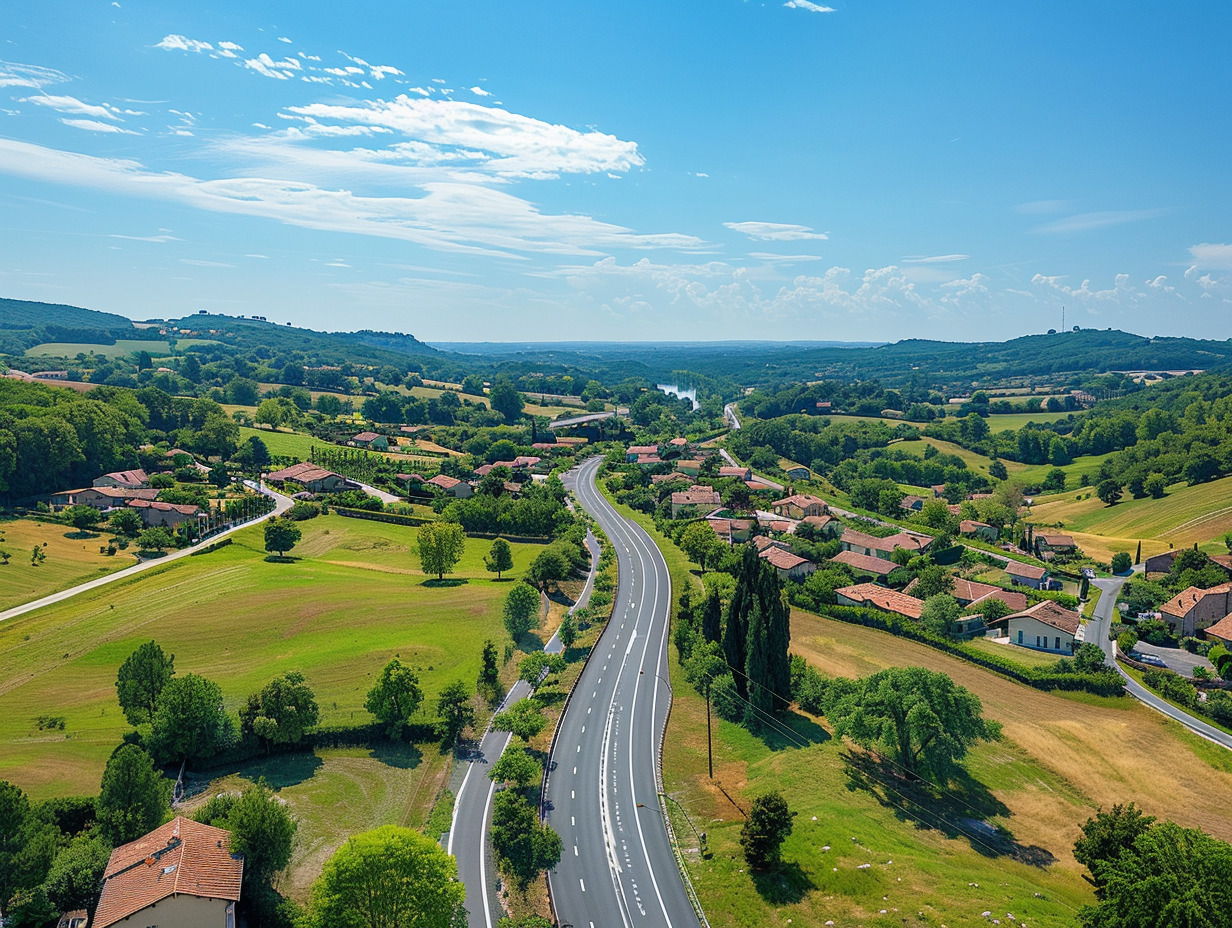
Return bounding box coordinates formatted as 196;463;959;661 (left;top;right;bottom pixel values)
627;444;659;455
771;494;827;510
836;583;924;619
427;474;462;490
830;550;895;577
952;579;1029;613
900;495;927;509
990;600;1081;636
718;466;750;478
101;469;149;487
841;527;931;554
759;546;811;571
353;431;382;442
396;473;425;482
267;462;341;484
1204;612;1232;644
164;448;194;458
94;817;243;928
1004;559;1048;580
1161;582;1232;618
67;486;160;501
671;487;722;506
960;519;993;533
128;498;202;516
668;437;689;446
1037;533;1076;547
636;453;664;465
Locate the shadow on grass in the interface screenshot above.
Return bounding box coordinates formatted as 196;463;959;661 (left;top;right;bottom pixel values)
64;530;102;540
422;577;467;588
841;750;1055;867
750;861;815;905
263;554;301;563
369;740;423;770
749;709;830;751
234;751;324;789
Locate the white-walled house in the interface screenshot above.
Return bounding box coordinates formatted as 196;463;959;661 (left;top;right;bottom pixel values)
988;601;1081;653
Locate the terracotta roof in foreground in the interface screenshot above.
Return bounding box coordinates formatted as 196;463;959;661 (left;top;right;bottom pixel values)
990;600;1081;636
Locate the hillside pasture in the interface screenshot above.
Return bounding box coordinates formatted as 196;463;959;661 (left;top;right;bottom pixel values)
238;426;438;468
0;518;136;611
662;609;1232;928
0;515;541;798
25;338;218;358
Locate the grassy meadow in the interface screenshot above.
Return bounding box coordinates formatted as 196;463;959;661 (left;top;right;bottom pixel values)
25;338;219;359
0;514;542;798
661;609;1232;928
0;518;136;611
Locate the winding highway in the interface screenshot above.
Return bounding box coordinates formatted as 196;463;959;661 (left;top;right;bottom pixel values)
546;457;701;928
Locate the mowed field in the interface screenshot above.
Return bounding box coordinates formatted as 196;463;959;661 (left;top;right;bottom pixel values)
238;426;438;468
25;338;219;358
662;610;1232;928
890;436;1113;490
1029;475;1232;554
0;519;136;611
0;514;541;798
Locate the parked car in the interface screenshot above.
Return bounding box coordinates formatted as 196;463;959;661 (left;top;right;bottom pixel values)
1131;652;1168;668
1081;567;1096;579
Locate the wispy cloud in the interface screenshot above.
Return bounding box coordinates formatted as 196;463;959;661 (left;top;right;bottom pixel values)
1189;243;1232;270
110;233;180;243
902;254;969;264
22;94;118;120
60;118;138;134
155;34;213;53
245;53;301;80
724;221;827;241
1033;209;1169;234
181;258;235;267
783;0;836;11
0;59;69;89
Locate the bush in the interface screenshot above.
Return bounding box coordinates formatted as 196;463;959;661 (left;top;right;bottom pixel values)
285;502;320;521
1142;668;1198;710
1135;617;1173;646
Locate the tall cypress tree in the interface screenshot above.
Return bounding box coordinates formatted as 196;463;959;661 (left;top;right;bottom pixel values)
701;590;723;644
745;598;774;725
724;546;760;697
761;568;792;715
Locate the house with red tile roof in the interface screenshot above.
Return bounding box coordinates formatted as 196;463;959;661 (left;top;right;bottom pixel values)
959;519;999;542
94;469;150;490
1160;582;1232;637
840;528;932;561
948;578;1028;613
987;601;1081;653
351;430;389;451
719;465;751;481
625;444;660;462
1034;532;1077;559
835;583;924;620
426;473;473;498
670;486;721;519
50;486;160;510
1204;613;1232;648
706;516;754;546
770;494;828;519
266;462;351;494
127;498;204;529
830;550;896;579
759;545;816;581
94;816;243;928
1003;559;1050;589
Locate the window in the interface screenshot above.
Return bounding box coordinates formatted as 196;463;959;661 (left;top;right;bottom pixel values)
1035;635;1041;647
1055;637;1061;650
1017;630;1023;644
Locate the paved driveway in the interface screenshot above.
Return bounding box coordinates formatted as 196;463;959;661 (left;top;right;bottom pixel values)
1133;640;1215;679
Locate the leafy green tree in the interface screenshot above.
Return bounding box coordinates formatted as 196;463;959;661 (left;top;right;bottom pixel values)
1096;479;1123;505
490;791;562;887
417;521;466;580
978;596;1013;624
920;593;962;638
518;651;566;686
525;547;570;591
1074;802;1157;897
988;460;1008;480
116;640;175;725
309;826;465;928
826;667;1001;784
1111;551;1132;574
225;780;296;894
484;537;514;579
1143;472;1167;498
700;590;723;644
263;518;302;558
232;435;271;471
489;375;525;424
254;398;285;428
740;791;794;869
478;639;501;697
43;834;110;919
65;505;102;533
492;698;547;742
914;564;954;599
97;745;170;845
434;681;475;746
136;526;175;552
679;521;722;570
239;671;319;751
503;583;541;640
147;673;232;764
558;611;577;649
108;507;143;537
488;746;540;790
1073;642;1108;674
0;781;58;922
365;658;423;739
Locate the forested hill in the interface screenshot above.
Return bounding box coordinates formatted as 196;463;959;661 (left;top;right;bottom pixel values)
166;314;439;362
0;297;137;353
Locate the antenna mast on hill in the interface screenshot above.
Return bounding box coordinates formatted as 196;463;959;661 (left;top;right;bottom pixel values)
1061;305;1065;332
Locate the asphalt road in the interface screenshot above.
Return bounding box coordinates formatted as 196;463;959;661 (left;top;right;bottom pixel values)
546;456;700;928
450;522;600;928
0;479;291;625
1089;578;1232;750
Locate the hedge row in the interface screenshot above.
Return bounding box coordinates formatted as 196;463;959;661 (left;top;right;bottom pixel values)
809;603;1125;697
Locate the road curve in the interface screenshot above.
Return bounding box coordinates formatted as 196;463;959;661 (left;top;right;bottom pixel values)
546;457;701;928
1089;578;1232;750
0;480;291;625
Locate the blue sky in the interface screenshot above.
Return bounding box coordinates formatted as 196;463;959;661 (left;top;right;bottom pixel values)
1;1;1229;342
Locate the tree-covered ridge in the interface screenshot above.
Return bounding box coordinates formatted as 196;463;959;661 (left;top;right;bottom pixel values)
0;297;137;354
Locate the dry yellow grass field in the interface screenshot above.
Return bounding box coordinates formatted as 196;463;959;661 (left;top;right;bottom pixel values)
0;518;135;611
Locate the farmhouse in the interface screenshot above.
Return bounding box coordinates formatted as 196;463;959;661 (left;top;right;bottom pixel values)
351;431;390;451
94;469;150;489
625;444;660;463
51;486;160;510
835;583;924;620
670;486;721;519
830;549;895;580
840;528;932;561
1004;559;1050;589
94;817;243;928
801;513;840;537
758;545;816;581
770;494;828;519
127;498;204;529
719;465;752;481
706;516;755;545
1160;582;1232;637
426;474;473;498
266;462;351;494
1034;532;1077;559
1205;613;1232;648
989;601;1081;653
960;519;999;542
950;578;1028;613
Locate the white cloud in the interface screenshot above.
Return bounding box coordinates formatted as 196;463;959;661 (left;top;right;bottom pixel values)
470;86;491;97
155;34;214;53
244;53;302;80
110;233;180;242
22;94;118;120
219;41;244;52
1145;275;1174;293
1033;209;1168;234
902;253;969;264
784;0;836;11
277;36;292;44
749;252;824;265
0;60;69;89
1030;272;1138;303
0;138;700;258
60;118;138;134
370;65;404;80
724;221;827;241
1189;243;1232;270
181;258;235;267
281;95;644;178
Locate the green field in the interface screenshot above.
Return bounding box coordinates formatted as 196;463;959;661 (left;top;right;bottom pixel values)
985;411;1074;431
25;338;219;359
1029;474;1232;555
0;519;136;611
661;608;1232;928
0;515;543;798
240;426;441;468
890;437;1114;489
